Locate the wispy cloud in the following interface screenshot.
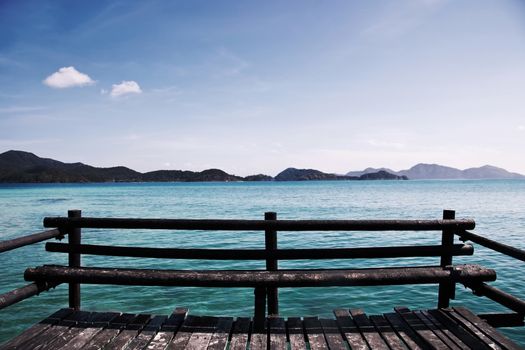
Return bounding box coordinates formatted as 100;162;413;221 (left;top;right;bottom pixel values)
0;106;46;114
213;48;250;78
43;66;95;89
361;0;447;39
110;80;142;97
518;125;525;131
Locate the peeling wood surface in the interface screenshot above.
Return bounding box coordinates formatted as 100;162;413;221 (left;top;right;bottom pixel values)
1;306;521;350
24;264;497;287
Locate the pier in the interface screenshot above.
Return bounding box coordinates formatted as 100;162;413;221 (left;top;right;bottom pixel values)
0;210;524;349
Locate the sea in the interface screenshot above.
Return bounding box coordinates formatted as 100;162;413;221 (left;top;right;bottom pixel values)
0;180;524;345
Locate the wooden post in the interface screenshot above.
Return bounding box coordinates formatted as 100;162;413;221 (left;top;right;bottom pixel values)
265;212;278;315
438;209;455;308
253;287;266;331
68;209;81;310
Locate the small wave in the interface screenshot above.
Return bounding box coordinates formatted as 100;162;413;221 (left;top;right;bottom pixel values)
36;198;71;203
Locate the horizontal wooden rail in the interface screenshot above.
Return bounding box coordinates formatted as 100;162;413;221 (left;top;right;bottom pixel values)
0;282;59;310
45;242;474;260
25;264;495;288
466;282;525;315
43;217;476;231
478;313;524;328
458;231;525;262
0;229;63;254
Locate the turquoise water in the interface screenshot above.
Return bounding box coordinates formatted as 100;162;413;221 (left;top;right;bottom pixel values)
0;180;524;345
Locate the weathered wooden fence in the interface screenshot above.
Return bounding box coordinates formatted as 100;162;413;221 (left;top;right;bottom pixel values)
1;209;524;329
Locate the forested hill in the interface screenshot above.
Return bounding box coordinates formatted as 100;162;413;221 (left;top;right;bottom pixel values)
0;150;407;183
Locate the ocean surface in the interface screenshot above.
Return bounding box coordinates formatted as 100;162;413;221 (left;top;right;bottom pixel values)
0;180;524;345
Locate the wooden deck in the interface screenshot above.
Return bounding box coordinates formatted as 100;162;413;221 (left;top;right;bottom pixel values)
1;306;521;350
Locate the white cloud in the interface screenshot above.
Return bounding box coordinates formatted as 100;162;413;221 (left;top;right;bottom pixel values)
43;66;95;89
110;80;142;97
518;125;525;131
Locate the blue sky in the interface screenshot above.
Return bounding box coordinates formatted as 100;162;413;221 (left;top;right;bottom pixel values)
1;0;524;176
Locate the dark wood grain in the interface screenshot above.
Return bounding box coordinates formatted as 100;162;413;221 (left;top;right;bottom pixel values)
319;318;346;350
104;313;151;349
206;317;233;350
303;317;328;350
395;308;449;350
384;312;426;350
429;309;491;350
269;316;286;350
369;315;408;350
229;317;251;350
350;309;389;350
333;308;369;350
24;264;496;287
0;308;73;350
286;317;306;350
83;313;137;350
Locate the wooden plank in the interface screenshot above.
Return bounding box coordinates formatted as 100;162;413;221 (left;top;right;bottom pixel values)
418;310;470;350
269;317;286;350
206;317;233;350
428;310;491;350
229;317;251;350
319;318;346;350
350;309;389;350
369;315;408;350
333;309;369;350
167;315;199;350
383;312;426;350
126;315;168;350
185;316;218;350
303;317;328;350
0;308;73;350
83;313;136;350
395;308;449;350
104;313;152;350
453;307;523;350
250;331;267;350
249;316;266;350
286;317;307;350
443;308;502;350
162;308;189;331
20;310;80;349
61;312;120;350
147;308;188;350
39;310;94;350
413;311;461;350
19;310;90;350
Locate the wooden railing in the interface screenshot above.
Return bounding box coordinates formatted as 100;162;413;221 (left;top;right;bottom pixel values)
1;209;523;329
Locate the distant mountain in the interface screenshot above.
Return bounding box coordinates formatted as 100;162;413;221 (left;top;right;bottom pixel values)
0;150;245;183
243;174;273;181
359;170;408;181
347;163;525;180
399;164;463;180
275;168;352;181
142;169;242;182
274;167;406;181
0;150;141;182
461;165;525;179
346;167;397;177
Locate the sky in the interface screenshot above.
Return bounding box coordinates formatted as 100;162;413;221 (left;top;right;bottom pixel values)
1;0;525;176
